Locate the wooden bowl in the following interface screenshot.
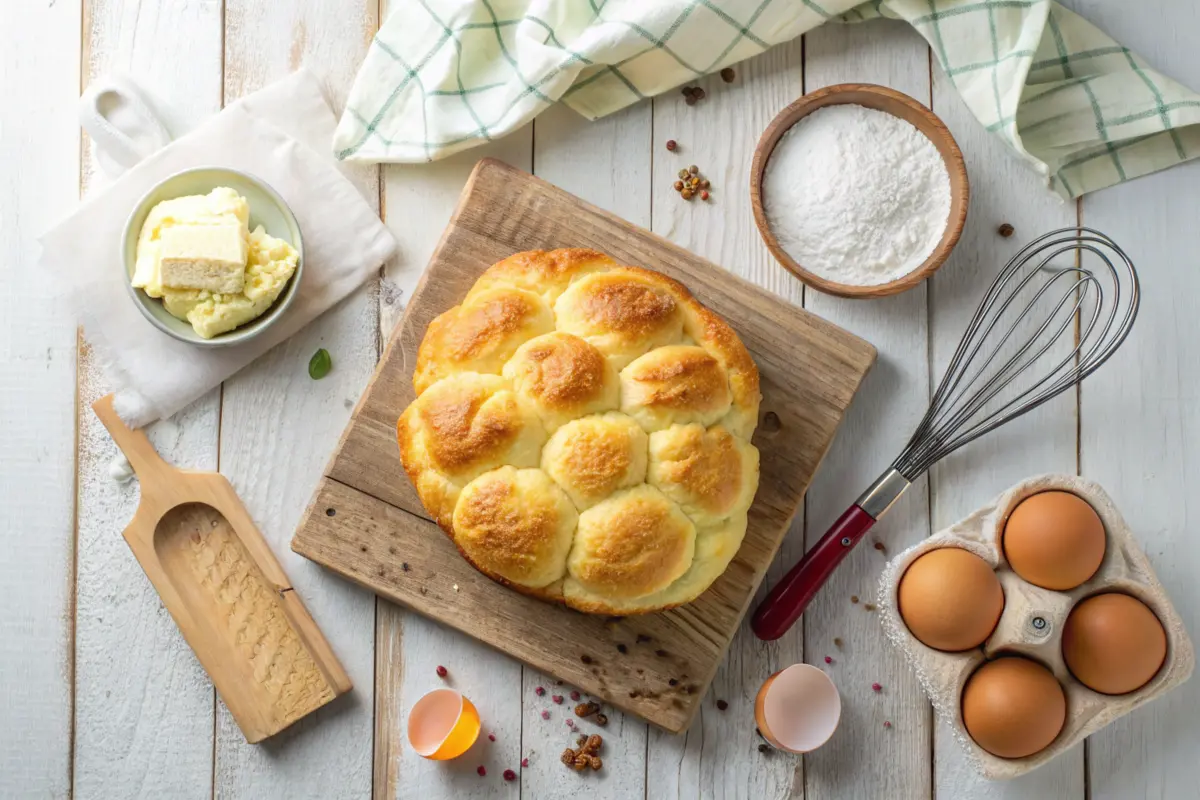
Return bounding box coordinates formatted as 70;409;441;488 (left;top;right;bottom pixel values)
750;84;969;299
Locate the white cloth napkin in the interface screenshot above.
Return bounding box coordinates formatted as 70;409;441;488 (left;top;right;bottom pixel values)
42;69;397;428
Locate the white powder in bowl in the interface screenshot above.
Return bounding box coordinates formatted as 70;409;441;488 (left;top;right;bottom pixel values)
763;104;952;287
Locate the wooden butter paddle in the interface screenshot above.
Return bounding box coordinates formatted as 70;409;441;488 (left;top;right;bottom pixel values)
92;393;351;743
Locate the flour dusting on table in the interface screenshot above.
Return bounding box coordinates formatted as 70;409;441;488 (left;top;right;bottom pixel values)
763;104;951;287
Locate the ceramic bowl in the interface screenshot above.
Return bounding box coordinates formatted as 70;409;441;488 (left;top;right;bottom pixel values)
750;83;969;299
121;167;303;347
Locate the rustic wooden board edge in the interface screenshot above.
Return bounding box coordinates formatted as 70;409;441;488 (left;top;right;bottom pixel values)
292;475;725;733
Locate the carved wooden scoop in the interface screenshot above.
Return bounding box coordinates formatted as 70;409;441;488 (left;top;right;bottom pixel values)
92;394;351;743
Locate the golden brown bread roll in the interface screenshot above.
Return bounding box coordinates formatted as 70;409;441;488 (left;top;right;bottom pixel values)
397;248;762;614
453;467;578;589
503;332;618;432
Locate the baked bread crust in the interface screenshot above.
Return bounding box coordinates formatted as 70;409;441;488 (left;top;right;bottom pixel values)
398;249;761;614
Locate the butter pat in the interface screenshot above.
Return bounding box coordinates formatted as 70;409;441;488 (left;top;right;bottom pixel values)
159;223;248;293
132;187;250;297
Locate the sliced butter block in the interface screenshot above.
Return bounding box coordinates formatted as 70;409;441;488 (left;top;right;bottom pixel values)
159;223;249;293
132;187;250;296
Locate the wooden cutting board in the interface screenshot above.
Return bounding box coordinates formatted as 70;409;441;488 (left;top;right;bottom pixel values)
291;158;875;733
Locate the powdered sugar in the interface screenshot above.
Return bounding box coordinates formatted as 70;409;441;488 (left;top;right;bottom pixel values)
763;104;951;287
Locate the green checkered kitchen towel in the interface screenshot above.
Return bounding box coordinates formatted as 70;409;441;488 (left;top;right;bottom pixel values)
334;0;1200;198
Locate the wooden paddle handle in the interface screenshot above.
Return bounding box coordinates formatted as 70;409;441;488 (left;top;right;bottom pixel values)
91;394;171;478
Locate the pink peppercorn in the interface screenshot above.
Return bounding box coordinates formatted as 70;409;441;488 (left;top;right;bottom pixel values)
566;719;575;728
476;765;486;776
570;691;581;701
488;733;496;742
884;721;893;728
535;686;545;696
824;656;833;664
872;682;882;692
436;665;448;678
521;758;529;768
503;769;517;781
552;695;564;704
540;710;550;720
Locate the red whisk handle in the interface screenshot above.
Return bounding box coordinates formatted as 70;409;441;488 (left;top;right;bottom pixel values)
751;469;911;641
751;505;876;640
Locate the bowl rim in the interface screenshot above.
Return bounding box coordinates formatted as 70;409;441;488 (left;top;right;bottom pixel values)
120;166;305;347
749;83;969;299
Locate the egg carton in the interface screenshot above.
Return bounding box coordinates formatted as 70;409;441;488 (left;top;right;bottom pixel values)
877;474;1194;780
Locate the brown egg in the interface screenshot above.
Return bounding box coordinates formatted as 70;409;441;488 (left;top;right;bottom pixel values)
1003;491;1106;590
1063;593;1167;694
962;657;1066;759
898;548;1004;652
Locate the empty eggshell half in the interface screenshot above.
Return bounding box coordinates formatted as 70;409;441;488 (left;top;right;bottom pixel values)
408;688;481;760
754;664;841;753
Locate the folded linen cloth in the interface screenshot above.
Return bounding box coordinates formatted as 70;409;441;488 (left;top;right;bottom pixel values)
42;69;397;428
334;0;1200;198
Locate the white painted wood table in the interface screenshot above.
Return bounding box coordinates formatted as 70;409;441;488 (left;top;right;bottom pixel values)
5;1;1198;798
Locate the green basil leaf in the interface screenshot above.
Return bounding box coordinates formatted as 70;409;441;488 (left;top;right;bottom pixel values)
308;348;332;380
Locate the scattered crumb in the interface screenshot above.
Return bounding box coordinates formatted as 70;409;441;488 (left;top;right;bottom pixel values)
833;637;843;648
716;699;728;711
864;603;876;611
452;584;459;592
851;596;859;604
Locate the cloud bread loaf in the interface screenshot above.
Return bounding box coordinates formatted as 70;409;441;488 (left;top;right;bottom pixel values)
398;248;761;614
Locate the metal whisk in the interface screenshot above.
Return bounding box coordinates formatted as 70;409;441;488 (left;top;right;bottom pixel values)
752;227;1140;640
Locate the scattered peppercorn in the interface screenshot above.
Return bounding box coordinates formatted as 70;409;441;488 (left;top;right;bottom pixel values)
720;67;736;83
503;768;517;781
998;223;1015;237
673;180;684;192
666;139;678;151
681;189;694;200
535;686;546;696
436;665;448;678
873;541;885;552
566;719;575;728
589;756;603;771
585;734;603;753
693;88;706;100
700;179;710;189
872;682;883;692
864;603;877;611
716;699;729;711
594;713;608;726
824;656;833;664
575;701;600;718
685;95;697;106
700;190;710;201
883;721;893;729
521;758;530;768
488;733;496;742
851;595;859;604
758;743;770;754
541;710;550;720
477;765;487;776
561;748;577;766
577;734;588;747
688;165;699;175
570;690;581;701
678;168;689;179
834;637;843;648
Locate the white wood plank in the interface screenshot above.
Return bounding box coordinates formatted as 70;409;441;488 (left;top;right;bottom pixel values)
800;20;934;800
375;123;533;800
645;41;807;800
217;2;379;797
74;2;223;796
930;46;1083;800
1073;2;1200;797
0;1;81;796
523;99;652;798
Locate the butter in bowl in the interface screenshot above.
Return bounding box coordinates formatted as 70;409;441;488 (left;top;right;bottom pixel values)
123;167;303;346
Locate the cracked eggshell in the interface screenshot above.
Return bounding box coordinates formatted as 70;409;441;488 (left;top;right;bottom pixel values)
877;474;1194;780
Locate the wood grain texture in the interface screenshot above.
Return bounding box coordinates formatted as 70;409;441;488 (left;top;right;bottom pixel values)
219;1;379;796
293;156;875;734
524;99;651;798
374;11;535;783
801;19;934;800
930;43;1083;800
75;1;223;795
1077;2;1200;797
91;395;350;744
641;41;809;800
0;2;80;797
